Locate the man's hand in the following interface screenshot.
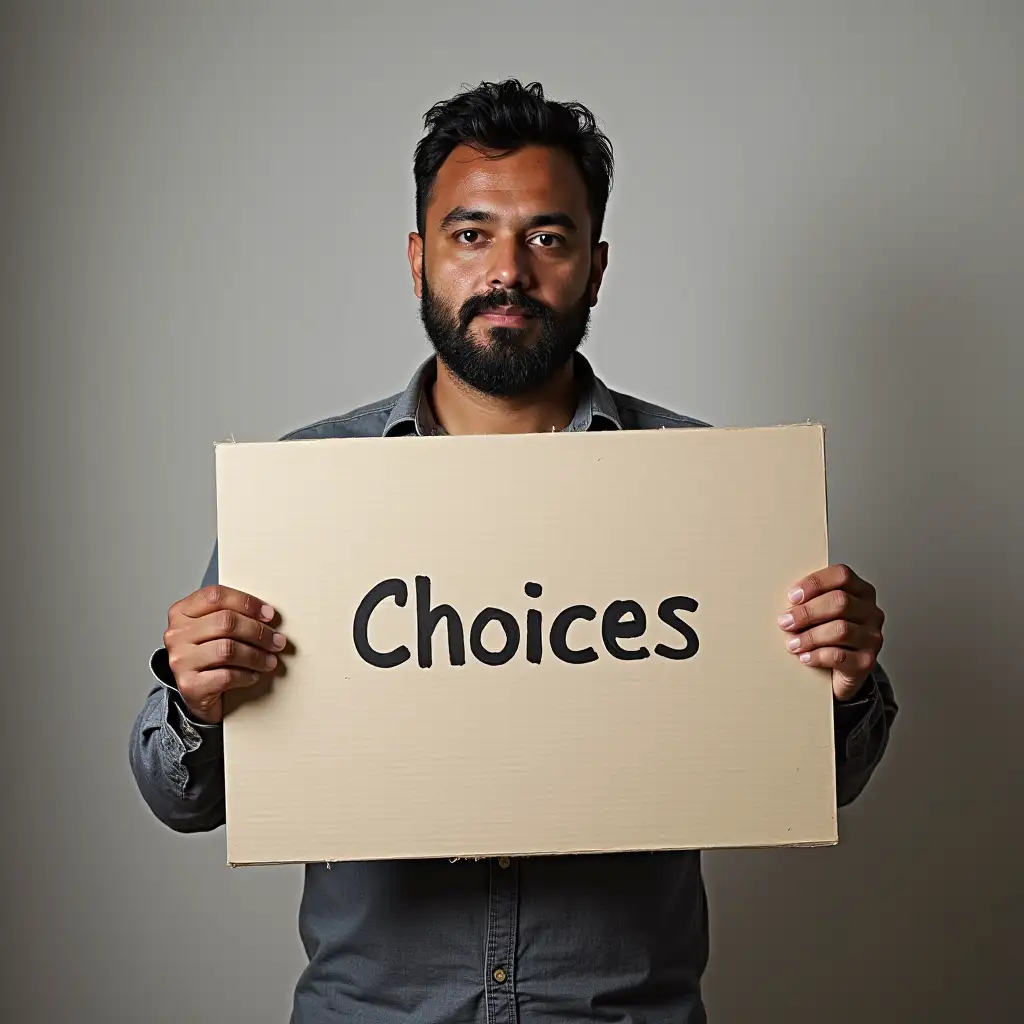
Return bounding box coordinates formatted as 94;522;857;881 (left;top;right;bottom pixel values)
778;564;884;701
163;585;288;724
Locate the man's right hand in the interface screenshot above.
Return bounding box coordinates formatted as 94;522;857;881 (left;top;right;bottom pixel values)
164;586;287;724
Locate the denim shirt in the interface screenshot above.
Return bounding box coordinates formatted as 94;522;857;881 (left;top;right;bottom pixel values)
129;354;898;1024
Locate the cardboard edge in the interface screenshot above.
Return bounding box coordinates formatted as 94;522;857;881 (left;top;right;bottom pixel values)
226;835;840;868
817;423;840;839
213;442;239;866
209;422;826;451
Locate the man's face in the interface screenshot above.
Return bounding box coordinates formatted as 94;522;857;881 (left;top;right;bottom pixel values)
409;144;608;397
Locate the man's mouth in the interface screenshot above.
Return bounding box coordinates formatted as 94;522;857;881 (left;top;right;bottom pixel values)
478;306;533;327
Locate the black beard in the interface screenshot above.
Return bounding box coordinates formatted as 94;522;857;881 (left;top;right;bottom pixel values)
418;270;592;398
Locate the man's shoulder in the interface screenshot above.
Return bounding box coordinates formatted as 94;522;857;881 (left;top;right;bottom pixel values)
277;392;404;441
605;386;711;430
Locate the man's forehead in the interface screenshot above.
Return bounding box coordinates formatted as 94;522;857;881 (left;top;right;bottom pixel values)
429;144;588;216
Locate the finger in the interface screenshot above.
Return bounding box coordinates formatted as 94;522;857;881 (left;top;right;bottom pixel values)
779;590;877;632
788;563;875;605
785;619;882;655
190;637;280;674
796;646;875;694
172;585;275;625
180;666;266;706
169;607;287;653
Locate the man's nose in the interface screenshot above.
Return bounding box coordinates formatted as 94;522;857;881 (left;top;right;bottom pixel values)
485;235;532;292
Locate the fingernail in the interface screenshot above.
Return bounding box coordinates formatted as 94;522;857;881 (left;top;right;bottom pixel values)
266;653;278;670
251;671;261;682
261;604;275;621
272;633;287;650
778;613;795;629
799;652;812;664
786;637;801;652
788;588;804;604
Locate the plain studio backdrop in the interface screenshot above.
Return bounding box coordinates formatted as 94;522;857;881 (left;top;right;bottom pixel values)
3;2;1022;1022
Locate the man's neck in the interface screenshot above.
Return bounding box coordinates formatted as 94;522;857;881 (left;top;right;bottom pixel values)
429;357;579;436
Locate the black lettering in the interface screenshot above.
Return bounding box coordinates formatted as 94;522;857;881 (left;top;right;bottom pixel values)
654;596;700;660
353;579;410;668
469;608;520;666
550;605;598;664
525;582;543;664
526;609;543;663
358;578;699;670
416;575;466;668
602;599;651;661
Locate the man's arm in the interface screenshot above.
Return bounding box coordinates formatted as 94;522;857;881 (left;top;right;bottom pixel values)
833;661;898;807
128;545;226;832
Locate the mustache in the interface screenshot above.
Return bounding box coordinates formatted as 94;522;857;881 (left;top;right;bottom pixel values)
458;289;551;330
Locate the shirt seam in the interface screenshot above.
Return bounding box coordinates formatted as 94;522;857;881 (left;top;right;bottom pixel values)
615;401;710;427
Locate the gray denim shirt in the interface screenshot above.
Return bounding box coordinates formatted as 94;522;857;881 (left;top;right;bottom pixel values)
129;354;898;1024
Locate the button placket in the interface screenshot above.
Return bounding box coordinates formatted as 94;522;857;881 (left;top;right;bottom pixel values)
484;856;519;1024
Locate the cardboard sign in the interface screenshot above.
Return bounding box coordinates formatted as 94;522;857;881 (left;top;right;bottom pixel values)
215;424;836;866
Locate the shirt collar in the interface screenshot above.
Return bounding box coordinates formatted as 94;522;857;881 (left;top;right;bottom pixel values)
383;353;623;437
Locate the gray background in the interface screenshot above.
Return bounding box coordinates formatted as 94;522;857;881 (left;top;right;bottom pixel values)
4;2;1022;1021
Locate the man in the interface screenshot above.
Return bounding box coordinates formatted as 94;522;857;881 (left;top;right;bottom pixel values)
130;79;897;1023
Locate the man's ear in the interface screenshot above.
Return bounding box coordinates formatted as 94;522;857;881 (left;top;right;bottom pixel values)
408;233;424;299
587;241;609;307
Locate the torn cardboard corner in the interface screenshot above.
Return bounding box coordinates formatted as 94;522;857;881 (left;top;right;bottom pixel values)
215;423;837;866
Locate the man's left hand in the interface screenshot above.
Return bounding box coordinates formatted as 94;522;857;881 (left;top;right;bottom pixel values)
778;563;885;701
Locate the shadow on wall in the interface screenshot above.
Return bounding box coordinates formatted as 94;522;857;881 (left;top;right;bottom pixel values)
701;203;1022;1023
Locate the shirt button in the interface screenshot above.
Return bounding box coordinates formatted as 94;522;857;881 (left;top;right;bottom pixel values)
493;968;507;984
498;856;511;869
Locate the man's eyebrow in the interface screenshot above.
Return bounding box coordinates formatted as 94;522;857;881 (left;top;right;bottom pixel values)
438;207;494;229
437;207;580;232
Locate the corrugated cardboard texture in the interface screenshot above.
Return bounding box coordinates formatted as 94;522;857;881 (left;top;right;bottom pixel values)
215;424;836;865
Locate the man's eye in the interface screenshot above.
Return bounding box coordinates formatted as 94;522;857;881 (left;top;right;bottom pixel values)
456;230;480;243
531;234;562;248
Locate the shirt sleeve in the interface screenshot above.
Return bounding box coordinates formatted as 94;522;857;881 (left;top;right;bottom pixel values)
833;660;898;807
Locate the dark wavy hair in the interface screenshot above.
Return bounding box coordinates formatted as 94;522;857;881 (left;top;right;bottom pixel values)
413;79;614;246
